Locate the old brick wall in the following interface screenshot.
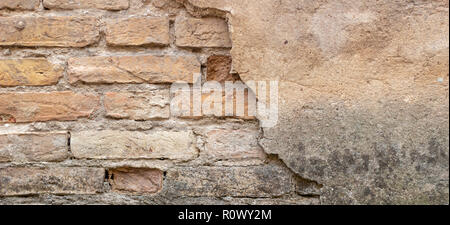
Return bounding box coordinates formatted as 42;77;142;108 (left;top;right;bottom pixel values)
2;0;448;205
0;0;317;204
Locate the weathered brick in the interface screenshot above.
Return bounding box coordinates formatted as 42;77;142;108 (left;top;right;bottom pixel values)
109;168;163;194
0;17;99;47
0;59;63;87
0;132;69;163
71;130;197;160
203;127;266;161
0;167;105;196
207;55;238;83
104;91;170;120
0;92;99;123
106;17;169;46
175;15;232;48
0;0;39;10
172;89;256;119
165;165;292;197
43;0;129;10
68;55;200;84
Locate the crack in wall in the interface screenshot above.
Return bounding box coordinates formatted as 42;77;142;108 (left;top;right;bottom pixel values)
176;0;325;198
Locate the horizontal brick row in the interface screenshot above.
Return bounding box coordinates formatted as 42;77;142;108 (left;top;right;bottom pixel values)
0;16;231;48
0;0;129;11
0;55;233;86
0;91;254;123
0;165;292;197
67;55;200;84
0;55;200;87
0;130;197;163
0;127;263;163
0;166;166;196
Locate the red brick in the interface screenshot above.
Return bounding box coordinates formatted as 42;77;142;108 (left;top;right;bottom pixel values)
207;55;238;83
0;59;63;87
68;55;200;84
0;92;99;123
109;168;163;194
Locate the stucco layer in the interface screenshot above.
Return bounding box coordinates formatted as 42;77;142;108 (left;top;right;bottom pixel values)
183;0;449;204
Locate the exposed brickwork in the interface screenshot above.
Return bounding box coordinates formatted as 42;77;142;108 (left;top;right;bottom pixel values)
0;59;63;87
68;55;200;84
43;0;129;10
207;55;238;83
203;127;266;162
0;132;69;162
0;0;304;205
0;167;105;196
104;91;170;120
175;14;232;48
0;92;99;123
0;0;39;10
70;130;197;160
0;17;99;47
109;168;163;194
105;17;170;46
165;165;292;197
172;88;256;119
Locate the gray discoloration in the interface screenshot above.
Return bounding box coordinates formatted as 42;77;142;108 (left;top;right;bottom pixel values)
183;0;449;204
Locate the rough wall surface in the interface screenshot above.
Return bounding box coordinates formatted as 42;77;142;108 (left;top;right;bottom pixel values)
0;0;448;205
181;0;449;204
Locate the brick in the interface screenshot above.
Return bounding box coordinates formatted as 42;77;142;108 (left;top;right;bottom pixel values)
0;132;69;163
172;89;256;119
165;165;292;197
0;17;99;47
0;0;39;10
68;55;200;84
104;91;170;120
43;0;129;10
109;168;163;194
175;15;232;48
106;17;169;46
0;59;63;87
204;128;266;161
0;92;99;123
0;167;105;196
71;130;197;161
207;55;238;83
